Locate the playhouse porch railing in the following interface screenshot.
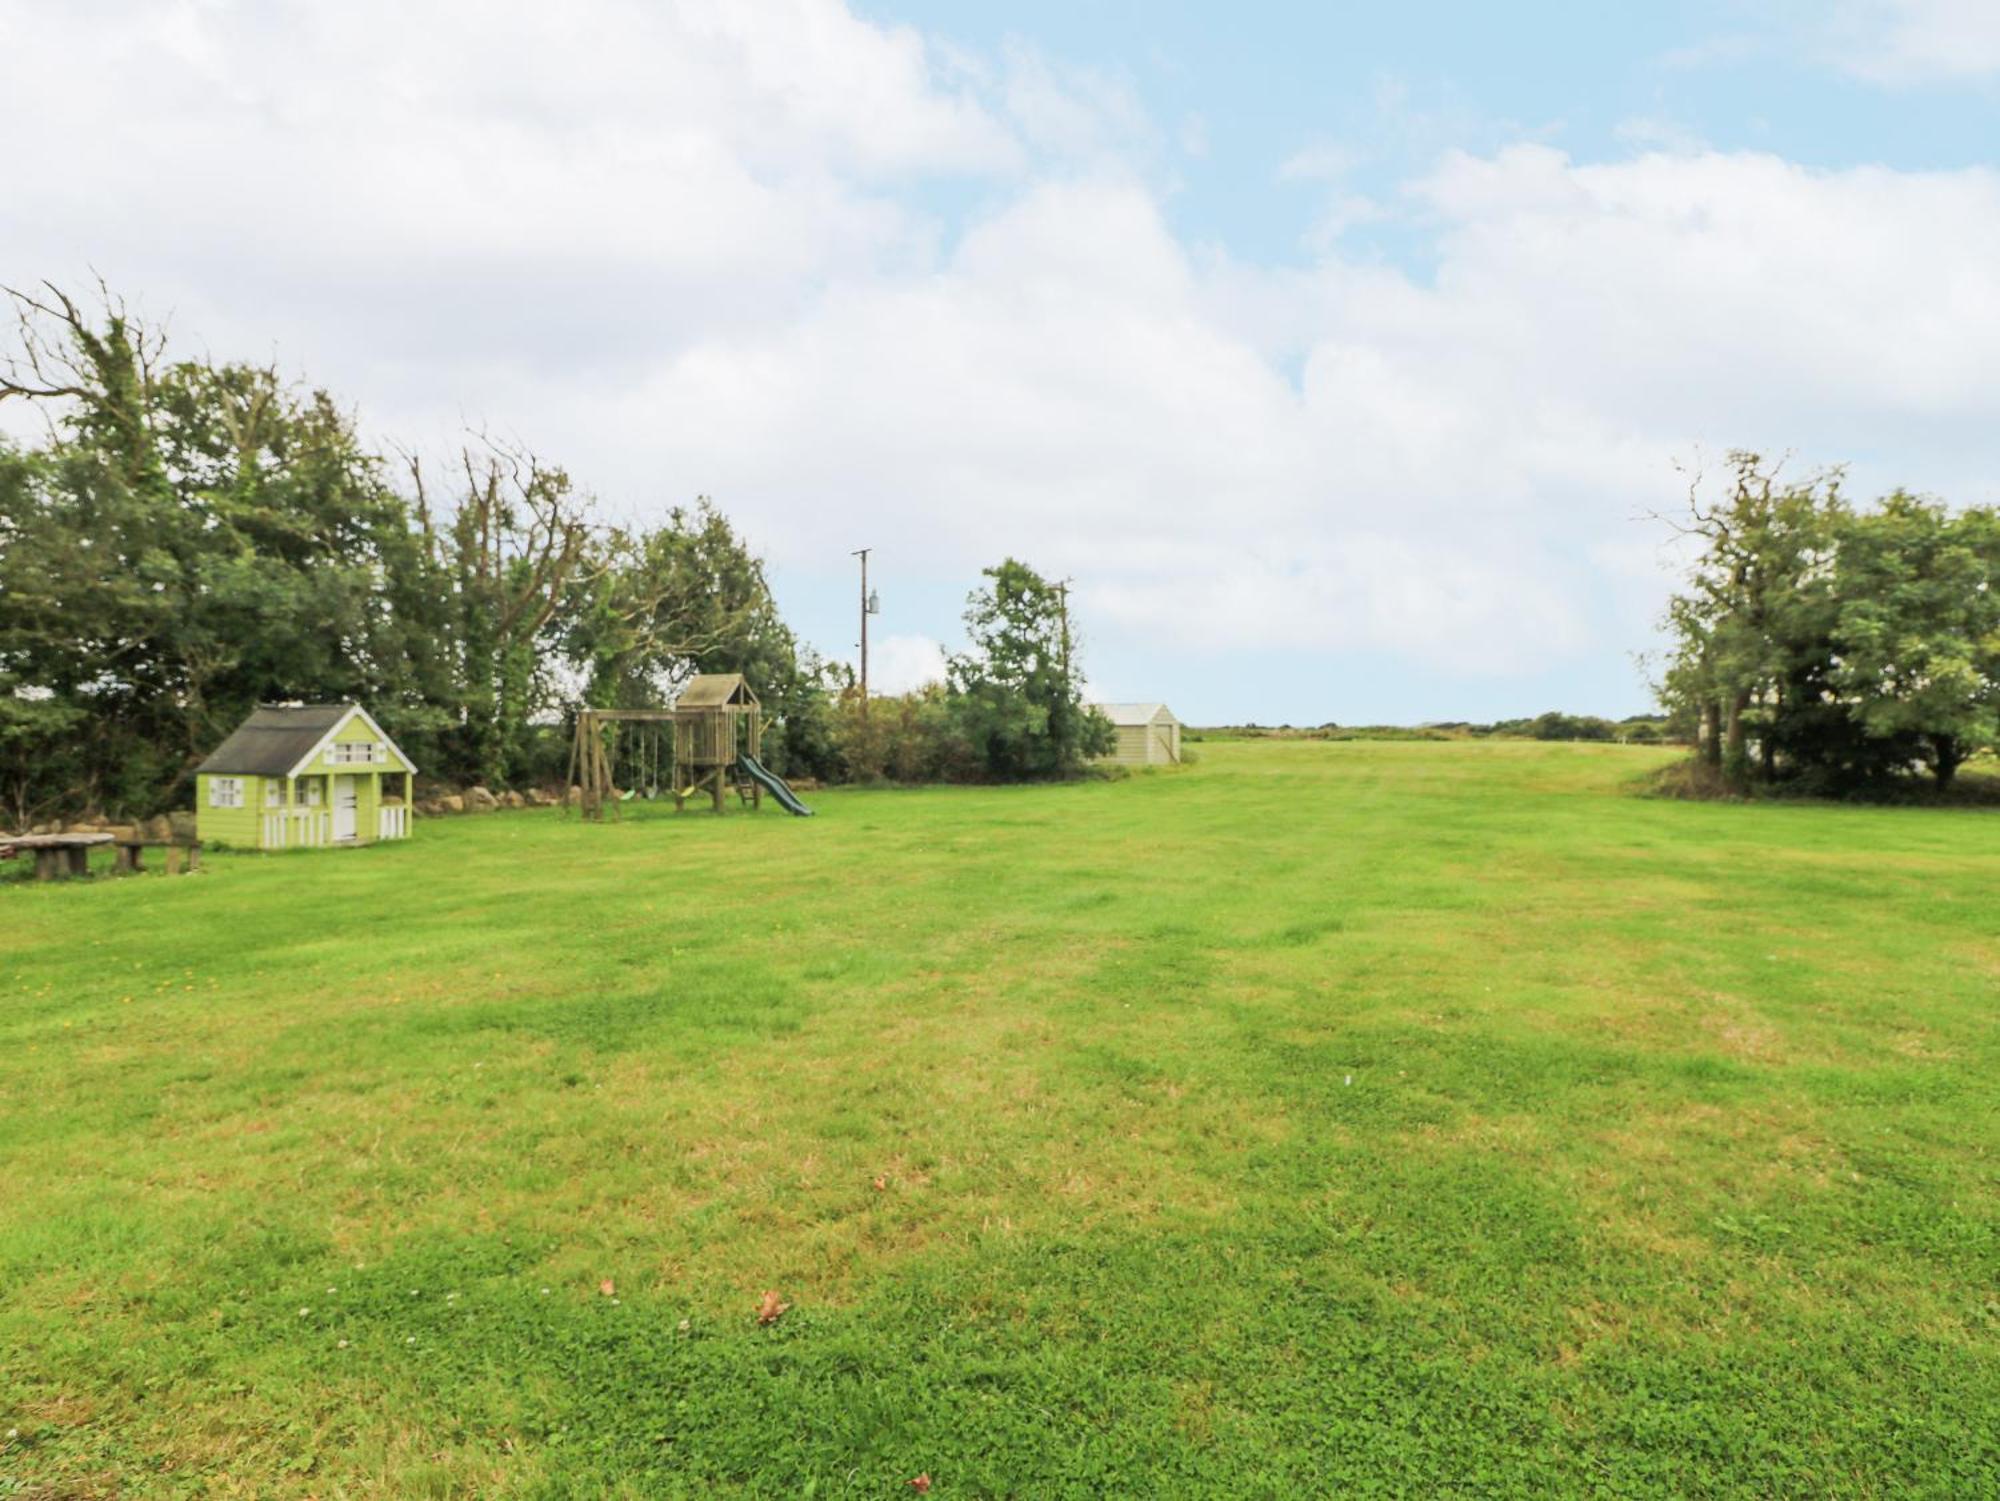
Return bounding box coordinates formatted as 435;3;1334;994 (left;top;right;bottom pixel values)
378;804;409;840
263;808;333;849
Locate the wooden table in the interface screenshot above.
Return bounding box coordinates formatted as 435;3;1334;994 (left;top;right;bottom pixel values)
6;832;114;880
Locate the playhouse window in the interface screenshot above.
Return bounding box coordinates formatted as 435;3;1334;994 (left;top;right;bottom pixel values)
265;781;286;807
209;777;243;808
300;778;324;806
332;741;382;764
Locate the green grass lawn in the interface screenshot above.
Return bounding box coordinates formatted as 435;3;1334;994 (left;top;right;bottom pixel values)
3;741;1996;1498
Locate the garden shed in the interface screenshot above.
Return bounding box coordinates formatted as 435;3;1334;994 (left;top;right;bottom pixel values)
1095;703;1183;767
195;703;416;850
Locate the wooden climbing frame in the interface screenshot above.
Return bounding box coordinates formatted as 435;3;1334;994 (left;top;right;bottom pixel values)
565;673;765;820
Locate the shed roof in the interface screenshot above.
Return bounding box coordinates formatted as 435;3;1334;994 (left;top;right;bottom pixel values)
677;673;757;708
1095;702;1177;727
196;704;356;776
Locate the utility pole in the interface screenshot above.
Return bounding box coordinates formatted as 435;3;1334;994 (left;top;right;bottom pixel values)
1055;578;1072;685
852;547;872;719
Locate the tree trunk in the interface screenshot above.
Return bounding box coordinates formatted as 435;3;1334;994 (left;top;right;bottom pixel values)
1699;702;1722;766
1933;734;1962;790
1722;689;1751;783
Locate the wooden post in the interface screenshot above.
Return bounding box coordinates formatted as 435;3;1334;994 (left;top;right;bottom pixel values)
667;714;678;808
34;848;61;881
596;723;617;821
563;714;582;818
65;846;90;877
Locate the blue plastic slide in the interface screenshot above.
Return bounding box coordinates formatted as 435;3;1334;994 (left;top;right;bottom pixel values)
736;753;814;816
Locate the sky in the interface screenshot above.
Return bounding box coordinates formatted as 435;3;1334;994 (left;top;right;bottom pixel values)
3;0;1998;724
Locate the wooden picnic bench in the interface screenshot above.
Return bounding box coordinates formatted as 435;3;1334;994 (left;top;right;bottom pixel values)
5;832;114;881
1;831;203;880
112;835;202;875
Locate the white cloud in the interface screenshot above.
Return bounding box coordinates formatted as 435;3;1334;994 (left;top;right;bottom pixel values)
1613;117;1709;155
1668;4;2000;85
0;0;1013;392
1823;0;2000;82
619;144;2000;671
5;2;1998;706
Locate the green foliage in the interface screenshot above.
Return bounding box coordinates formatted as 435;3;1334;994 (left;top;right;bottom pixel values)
1829;492;2000;789
946;558;1113;779
0;284;828;818
1657;451;2000;793
0;293;432;821
558;497;839;780
818;559;1112;786
3;288;1140;812
827;682;979;783
4;741;1996;1494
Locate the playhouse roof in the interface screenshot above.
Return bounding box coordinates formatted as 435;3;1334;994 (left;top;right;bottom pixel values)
196;702;416;778
1096;702;1178;727
197;704;354;776
677;673;757;708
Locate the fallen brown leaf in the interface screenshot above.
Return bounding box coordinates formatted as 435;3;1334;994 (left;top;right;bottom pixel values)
756;1289;790;1325
598;1279;615;1297
908;1475;932;1493
873;1175;888;1192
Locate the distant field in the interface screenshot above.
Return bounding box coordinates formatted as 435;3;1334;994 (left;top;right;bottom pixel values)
3;741;1996;1497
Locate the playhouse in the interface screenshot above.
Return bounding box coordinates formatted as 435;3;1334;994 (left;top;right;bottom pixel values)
196;703;417;850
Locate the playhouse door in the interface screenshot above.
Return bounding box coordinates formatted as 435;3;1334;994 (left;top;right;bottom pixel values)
332;776;359;841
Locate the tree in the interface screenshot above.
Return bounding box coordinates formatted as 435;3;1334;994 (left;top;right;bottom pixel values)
947;559;1113;779
401;439;598;788
1831;494;2000;789
1657;452;2000;795
0;440;88;825
560;498;835;778
0;279;829;816
0;282;426;813
1657;453;1843;784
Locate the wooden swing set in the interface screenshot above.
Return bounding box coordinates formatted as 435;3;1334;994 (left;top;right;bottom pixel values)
565;673;765;820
